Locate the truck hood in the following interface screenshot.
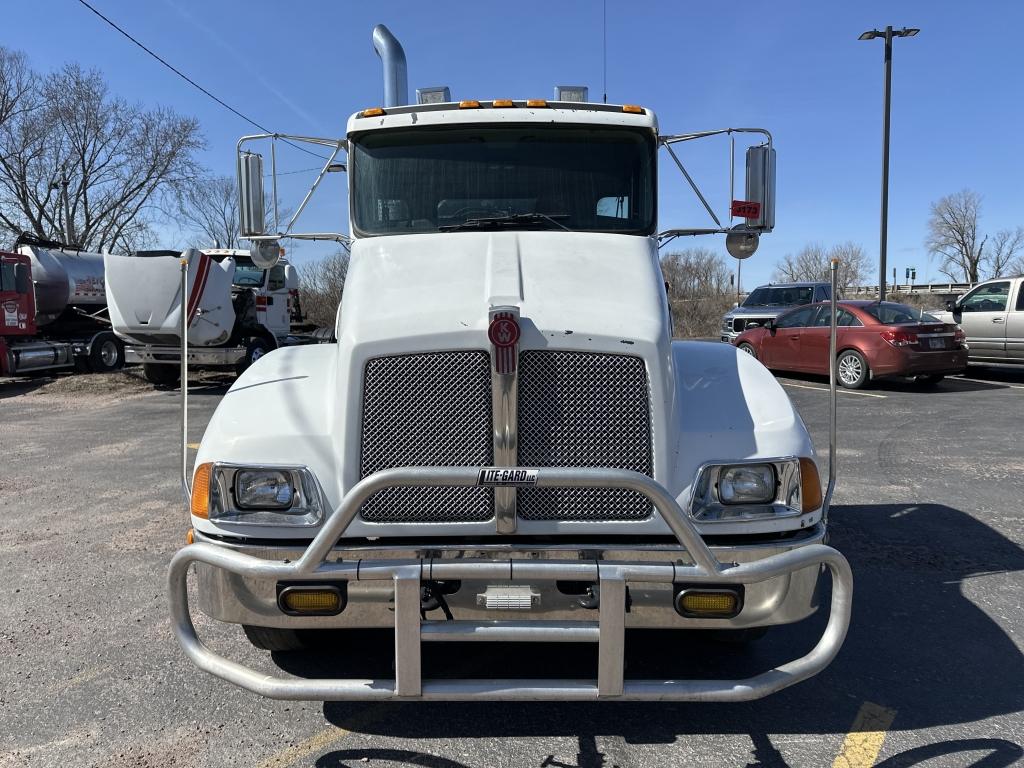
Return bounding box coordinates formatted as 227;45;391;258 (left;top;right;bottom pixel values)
338;231;667;349
724;305;793;319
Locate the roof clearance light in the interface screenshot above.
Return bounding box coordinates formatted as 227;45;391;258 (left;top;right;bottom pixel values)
526;99;548;108
359;107;386;118
492;99;515;108
622;104;645;114
554;85;589;102
416;86;452;104
459;99;482;109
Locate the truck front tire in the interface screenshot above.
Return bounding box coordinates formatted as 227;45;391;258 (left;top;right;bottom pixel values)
88;332;125;373
242;625;311;652
236;337;272;376
142;363;181;387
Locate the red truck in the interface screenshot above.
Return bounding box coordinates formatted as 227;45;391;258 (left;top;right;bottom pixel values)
0;235;125;377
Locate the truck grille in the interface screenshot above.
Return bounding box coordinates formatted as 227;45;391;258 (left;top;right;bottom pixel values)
734;317;771;333
359;352;494;522
517;351;653;521
358;350;653;523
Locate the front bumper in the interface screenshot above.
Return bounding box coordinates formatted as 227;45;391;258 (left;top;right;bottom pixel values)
169;466;852;701
126;344;245;366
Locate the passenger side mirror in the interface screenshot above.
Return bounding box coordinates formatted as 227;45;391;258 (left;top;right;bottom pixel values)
237;151;266;238
765;318;776;334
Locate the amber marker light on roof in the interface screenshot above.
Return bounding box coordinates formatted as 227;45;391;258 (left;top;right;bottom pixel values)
622;104;645;114
190;462;213;519
525;99;548;107
459;100;481;109
359;107;386;117
492;99;515;107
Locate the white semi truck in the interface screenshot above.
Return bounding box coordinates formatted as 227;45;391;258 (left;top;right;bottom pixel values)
105;248;311;385
169;25;852;701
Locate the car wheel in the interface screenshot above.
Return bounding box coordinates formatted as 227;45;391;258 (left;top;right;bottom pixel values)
836;350;869;389
738;342;757;360
915;374;945;387
236;337;272;376
88;332;125;373
142;363;181;387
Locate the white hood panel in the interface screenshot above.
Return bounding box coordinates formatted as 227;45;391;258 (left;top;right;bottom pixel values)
338;232;666;353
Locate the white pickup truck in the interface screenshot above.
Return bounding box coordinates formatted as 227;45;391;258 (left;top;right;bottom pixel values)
168;25;851;702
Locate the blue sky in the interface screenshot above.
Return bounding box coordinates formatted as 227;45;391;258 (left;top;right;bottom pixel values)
6;0;1023;287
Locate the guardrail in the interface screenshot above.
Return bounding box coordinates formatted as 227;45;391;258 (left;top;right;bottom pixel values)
848;282;976;296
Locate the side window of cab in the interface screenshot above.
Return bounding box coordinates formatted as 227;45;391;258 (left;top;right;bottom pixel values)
267;264;287;291
776;306;816;329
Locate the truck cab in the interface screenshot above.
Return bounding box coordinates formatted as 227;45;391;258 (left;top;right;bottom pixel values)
169;28;851;702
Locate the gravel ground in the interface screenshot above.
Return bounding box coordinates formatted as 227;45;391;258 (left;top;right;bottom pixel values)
0;362;1021;767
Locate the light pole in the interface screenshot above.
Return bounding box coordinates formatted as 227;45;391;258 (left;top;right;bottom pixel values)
859;25;918;303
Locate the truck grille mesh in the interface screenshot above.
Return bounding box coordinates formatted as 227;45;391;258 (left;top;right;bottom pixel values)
517;351;653;521
359;352;494;522
358;350;653;523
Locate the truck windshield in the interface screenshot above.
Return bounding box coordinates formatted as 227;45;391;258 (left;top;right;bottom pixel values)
743;286;816;307
232;263;265;287
350;126;656;236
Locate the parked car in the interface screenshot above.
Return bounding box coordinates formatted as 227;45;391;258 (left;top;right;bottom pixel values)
932;275;1024;365
734;300;968;389
720;282;832;343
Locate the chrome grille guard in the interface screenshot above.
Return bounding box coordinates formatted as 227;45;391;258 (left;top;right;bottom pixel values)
169;467;852;701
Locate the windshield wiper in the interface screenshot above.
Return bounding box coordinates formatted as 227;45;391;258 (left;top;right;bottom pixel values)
439;212;570;232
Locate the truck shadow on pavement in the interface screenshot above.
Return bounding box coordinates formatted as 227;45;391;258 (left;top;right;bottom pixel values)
274;503;1024;766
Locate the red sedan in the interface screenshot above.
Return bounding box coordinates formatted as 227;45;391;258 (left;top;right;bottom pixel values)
734;300;968;389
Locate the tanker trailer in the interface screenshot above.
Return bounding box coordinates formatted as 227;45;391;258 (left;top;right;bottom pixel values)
0;234;125;377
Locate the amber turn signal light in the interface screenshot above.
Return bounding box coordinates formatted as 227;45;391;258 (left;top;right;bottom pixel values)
799;457;823;513
190;462;213;519
277;585;346;616
673;587;742;618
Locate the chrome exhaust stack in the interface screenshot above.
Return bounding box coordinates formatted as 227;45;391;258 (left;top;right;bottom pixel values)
372;24;409;108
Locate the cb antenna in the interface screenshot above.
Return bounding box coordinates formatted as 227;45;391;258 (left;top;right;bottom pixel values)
602;0;608;103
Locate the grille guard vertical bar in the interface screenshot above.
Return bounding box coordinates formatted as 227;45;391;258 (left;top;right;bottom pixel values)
169;467;853;701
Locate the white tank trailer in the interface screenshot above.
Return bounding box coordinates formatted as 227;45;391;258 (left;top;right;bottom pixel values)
0;235;125;376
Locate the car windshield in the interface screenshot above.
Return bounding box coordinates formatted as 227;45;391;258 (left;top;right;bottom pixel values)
232;263;265;287
862;302;939;324
350;125;656;236
742;286;814;307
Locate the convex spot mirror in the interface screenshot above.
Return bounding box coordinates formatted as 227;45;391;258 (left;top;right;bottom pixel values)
726;227;759;259
250;240;282;269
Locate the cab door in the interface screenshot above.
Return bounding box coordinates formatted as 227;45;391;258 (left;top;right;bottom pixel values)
259;263;291;338
954;281;1010;359
1006;280;1024;361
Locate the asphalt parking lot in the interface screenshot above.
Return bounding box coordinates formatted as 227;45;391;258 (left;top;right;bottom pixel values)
1;362;1022;768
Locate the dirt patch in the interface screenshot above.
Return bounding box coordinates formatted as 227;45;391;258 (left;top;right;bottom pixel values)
2;367;233;404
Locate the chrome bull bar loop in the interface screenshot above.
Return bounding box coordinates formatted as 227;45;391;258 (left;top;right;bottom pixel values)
169;466;853;701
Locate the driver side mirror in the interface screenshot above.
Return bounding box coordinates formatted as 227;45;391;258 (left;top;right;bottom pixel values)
237;151;266;238
765;318;776;334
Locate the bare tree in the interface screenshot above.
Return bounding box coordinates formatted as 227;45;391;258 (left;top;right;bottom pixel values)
0;52;203;252
176;175;239;248
772;242;870;292
0;49;34;130
661;247;733;338
299;248;350;327
989;227;1024;277
926;189;988;282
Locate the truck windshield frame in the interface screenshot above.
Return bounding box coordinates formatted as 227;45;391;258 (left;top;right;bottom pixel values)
349;124;657;237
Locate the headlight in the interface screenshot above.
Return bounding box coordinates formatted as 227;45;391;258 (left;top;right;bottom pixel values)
718;464;775;504
690;458;821;522
235;469;294;509
191;463;325;526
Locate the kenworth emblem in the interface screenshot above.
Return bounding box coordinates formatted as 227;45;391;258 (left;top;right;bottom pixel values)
488;310;520;375
477;468;539;486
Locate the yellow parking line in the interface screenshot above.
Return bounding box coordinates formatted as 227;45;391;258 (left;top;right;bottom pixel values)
781;382;887;399
187;443;200;449
832;701;897;768
254;725;352;768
